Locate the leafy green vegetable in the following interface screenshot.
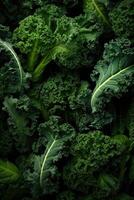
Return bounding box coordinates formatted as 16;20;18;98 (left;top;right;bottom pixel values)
13;4;103;81
3;97;28;133
109;0;134;41
29;136;64;195
0;39;25;99
0;160;20;184
0;39;23;87
83;0;110;26
0;1;134;199
24;116;75;195
63;131;127;196
91;38;134;112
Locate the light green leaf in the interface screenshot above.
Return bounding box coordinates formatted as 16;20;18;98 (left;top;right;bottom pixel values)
33;44;68;81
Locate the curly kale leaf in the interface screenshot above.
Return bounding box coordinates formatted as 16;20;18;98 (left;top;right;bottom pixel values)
3;96;30;153
13;5;102;81
3;96;40;153
25;116;75;196
31;137;64;195
91;38;134;112
30;73;80;115
0;39;24;98
39;116;76;140
30;73;93;131
0;39;23;82
109;0;134;41
30;72;112;130
3;97;28;133
83;0;110;26
40;74;91;115
33;115;75;154
63;131;128;194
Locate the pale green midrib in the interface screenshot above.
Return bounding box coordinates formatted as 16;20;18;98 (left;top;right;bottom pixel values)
92;0;110;26
40;139;56;187
0;39;23;85
91;64;134;108
0;164;19;178
28;39;39;72
33;44;68;80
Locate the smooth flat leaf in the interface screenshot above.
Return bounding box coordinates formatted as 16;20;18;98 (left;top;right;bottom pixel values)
0;160;20;184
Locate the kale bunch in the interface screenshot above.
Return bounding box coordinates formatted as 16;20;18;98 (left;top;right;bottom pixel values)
13;4;103;81
0;0;134;199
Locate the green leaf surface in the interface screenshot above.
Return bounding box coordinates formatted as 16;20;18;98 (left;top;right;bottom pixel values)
3;97;27;132
0;39;23;88
0;160;20;184
83;0;110;26
39;136;64;188
33;44;68;81
91;56;134;112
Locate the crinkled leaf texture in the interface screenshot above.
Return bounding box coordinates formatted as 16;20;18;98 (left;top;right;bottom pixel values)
109;0;134;40
91;56;134;112
0;160;20;184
